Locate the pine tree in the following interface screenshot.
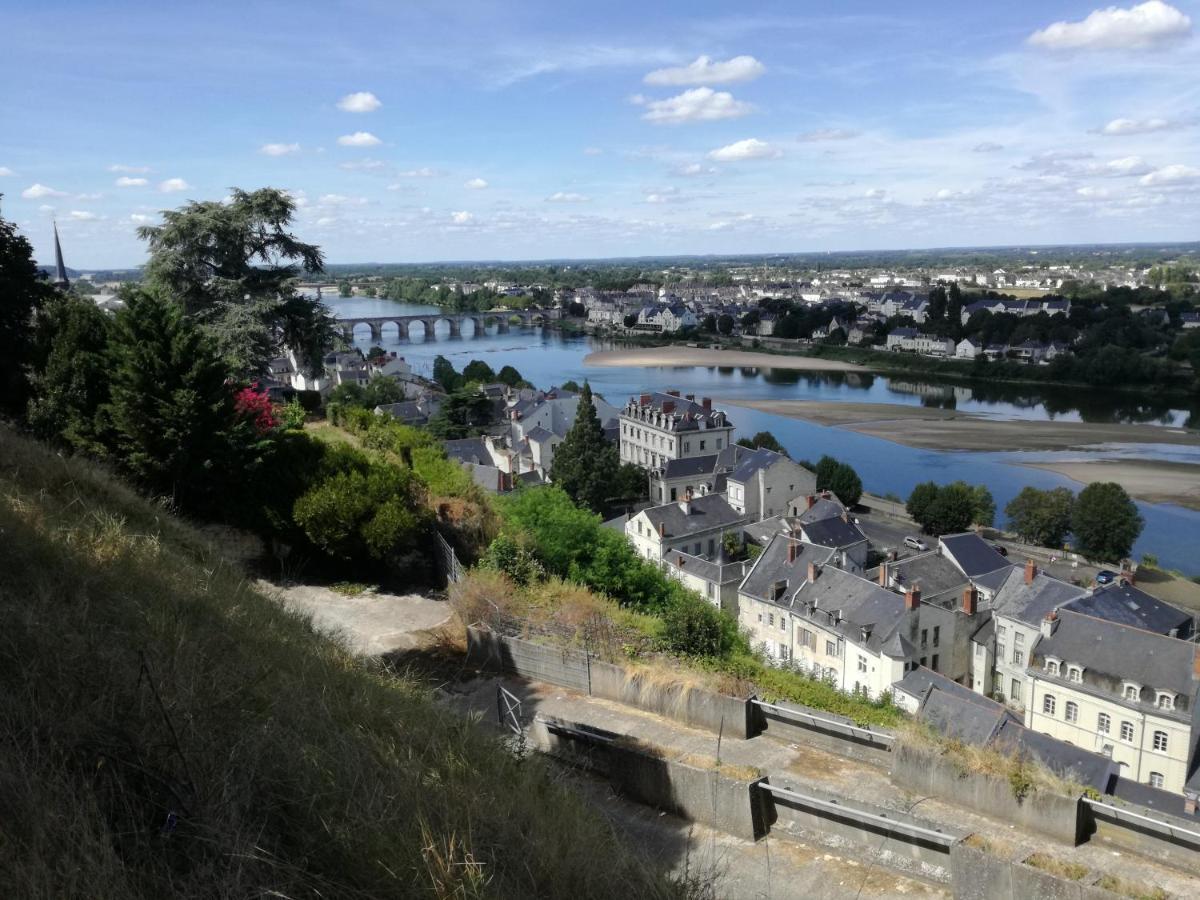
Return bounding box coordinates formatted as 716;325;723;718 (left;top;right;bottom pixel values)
550;381;618;513
0;216;56;415
106;290;236;510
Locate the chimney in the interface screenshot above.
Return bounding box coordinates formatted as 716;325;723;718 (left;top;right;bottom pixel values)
686;393;695;401
788;542;798;563
679;487;692;515
878;563;888;587
1041;610;1059;639
662;401;675;415
904;586;921;610
806;494;816;510
841;510;850;524
668;389;681;397
702;396;712;410
807;561;819;582
658;522;665;538
1024;558;1037;585
639;393;651;407
1193;647;1200;682
962;586;978;616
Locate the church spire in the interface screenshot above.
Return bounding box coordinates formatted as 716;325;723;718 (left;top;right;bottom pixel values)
52;220;69;289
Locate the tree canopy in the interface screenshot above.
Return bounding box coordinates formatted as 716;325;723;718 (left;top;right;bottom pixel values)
906;480;994;535
745;431;788;456
0;215;57;414
1071;482;1143;562
813;455;863;506
1005;486;1074;547
549;382;619;513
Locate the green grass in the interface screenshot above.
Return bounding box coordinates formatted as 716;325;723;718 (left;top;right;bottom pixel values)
0;426;692;899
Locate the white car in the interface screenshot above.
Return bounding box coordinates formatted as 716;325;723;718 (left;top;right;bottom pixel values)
903;536;928;552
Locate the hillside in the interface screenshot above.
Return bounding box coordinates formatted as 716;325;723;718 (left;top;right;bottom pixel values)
0;425;690;899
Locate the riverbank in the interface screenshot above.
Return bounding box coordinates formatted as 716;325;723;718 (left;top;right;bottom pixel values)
719;399;1200;452
584;345;868;372
1018;459;1200;513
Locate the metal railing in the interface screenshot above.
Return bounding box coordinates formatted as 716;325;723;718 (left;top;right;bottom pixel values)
1083;796;1200;846
753;699;895;749
760;783;955;849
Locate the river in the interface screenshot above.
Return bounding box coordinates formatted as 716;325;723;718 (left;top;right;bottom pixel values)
327;297;1200;573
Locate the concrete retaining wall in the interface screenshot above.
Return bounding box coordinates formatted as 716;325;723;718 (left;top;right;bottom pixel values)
531;717;768;840
950;842;1137;900
466;626;753;739
1086;798;1200;877
892;743;1084;845
753;698;894;762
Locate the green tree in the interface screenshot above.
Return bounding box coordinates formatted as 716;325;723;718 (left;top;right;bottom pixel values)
432;354;461;391
366;345;388;362
427;389;494;439
1072;482;1144;562
105;290;237;510
337;280;352;297
659;593;739;657
559;379;582;393
924;482;976;536
716;314;734;335
623;313;638;328
814;455;839;492
907;481;940;531
478;532;545;586
138;188;332;378
745;430;788;456
1005;486;1075;547
828;462;863;507
549;382;619;513
970;484;996;528
0;216;56;415
611;462;648;504
26;296;112;454
497;365;527;388
461;359;496;384
701;313;717;333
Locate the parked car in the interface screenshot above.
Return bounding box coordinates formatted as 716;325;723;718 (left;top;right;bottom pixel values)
1095;570;1118;585
991;543;1008;557
904;536;928;552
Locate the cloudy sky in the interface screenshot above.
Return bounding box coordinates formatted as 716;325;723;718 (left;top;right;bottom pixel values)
3;1;1200;267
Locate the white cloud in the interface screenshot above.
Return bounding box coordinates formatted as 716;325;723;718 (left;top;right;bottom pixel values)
159;178;190;193
318;193;368;205
337;131;382;147
797;128;858;142
640;87;752;124
75;192;103;201
707;138;781;161
21;183;66;199
397;166;438;178
864;188;887;198
644;54;765;86
1028;2;1192;51
129;213;153;224
108;164;150;174
546;191;590;202
973;142;1004;153
1076;186;1110;197
1100;155;1152;176
68;210;98;220
675;162;718;176
708;221;731;231
0;166;13;176
450;211;474;224
339;159;387;171
115;176;148;187
1139;163;1200;185
336;91;382;113
644;187;682;204
260;142;300;156
464;177;489;189
583;146;603;155
1099;115;1193;135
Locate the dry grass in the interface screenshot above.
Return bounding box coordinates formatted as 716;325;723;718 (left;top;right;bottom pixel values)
1024;852;1088;881
613;737;762;782
1096;874;1171;900
0;426;694;900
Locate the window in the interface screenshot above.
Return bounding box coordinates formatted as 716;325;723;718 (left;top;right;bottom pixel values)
779;617;786;632
706;583;714;599
670;488;677;502
998;624;1007;638
1012;649;1024;666
931;654;939;672
708;538;715;556
767;613;774;627
1097;713;1110;734
1101;743;1114;758
1120;721;1134;742
1014;632;1024;646
779;643;788;660
693;542;701;555
1157;693;1174;711
932;626;940;647
1149;772;1164;789
920;629;928;647
716;438;723;449
1065;701;1078;723
858;655;868;673
826;640;838;657
919;657;927;668
1068;666;1082;683
997;643;1006;661
1123;684;1140;702
798;627;815;651
1011;679;1022;703
1153;731;1168;753
699;440;706;451
1046;660;1060;676
1043;694;1056;715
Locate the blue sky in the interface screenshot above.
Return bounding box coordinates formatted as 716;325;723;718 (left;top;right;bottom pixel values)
3;1;1200;267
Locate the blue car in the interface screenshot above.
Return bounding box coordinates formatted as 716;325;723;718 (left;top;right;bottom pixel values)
1095;570;1118;585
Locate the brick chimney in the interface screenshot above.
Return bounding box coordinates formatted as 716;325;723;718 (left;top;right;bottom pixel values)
1193;647;1200;682
807;561;819;582
878;563;889;587
657;521;665;537
702;396;712;410
962;586;978;616
1041;610;1059;639
662;401;675;415
639;393;651;406
1024;558;1037;585
806;494;816;510
668;389;681;397
787;541;798;563
905;586;921;610
685;393;695;401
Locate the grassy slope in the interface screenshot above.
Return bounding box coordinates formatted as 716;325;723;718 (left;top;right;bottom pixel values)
0;426;688;899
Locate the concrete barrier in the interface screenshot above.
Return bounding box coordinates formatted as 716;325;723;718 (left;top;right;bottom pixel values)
891;743;1084;845
531;717;769;841
466;626;591;692
949;842;1141;900
752;698;894;762
1085;796;1200;876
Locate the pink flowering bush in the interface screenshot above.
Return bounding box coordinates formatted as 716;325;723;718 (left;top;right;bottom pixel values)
234;383;278;434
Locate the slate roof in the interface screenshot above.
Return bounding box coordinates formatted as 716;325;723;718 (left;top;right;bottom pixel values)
442;438;491;466
796;495;846;523
730;447;788;484
623;391;732;431
991;568;1088;626
1063;582;1193;639
973;565;1015;595
743;516;789;546
883;552;970;601
524;425;555;443
1032;609;1197;708
639;493;745;540
939;533;1010;579
799;515;868;550
660;454;719;479
791;567;915;657
992;719;1119;792
739;535;833;604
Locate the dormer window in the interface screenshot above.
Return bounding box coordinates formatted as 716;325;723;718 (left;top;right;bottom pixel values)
1122;683;1141;703
1156;692;1175;711
1067;666;1082;684
1045;659;1060;677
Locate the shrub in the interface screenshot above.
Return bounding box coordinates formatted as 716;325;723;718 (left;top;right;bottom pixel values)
479;532;546;586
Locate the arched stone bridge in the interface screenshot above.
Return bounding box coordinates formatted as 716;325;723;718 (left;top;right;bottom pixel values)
336;308;560;342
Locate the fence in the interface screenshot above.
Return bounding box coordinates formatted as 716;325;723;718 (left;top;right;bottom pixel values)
433;531;463;585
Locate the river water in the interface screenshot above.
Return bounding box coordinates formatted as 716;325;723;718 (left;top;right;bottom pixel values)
328;297;1200;573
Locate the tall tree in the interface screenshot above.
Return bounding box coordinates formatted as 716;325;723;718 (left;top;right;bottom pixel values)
432;355;461;391
426;389;493;439
26;296;112;454
1005;486;1074;547
744;431;787;456
461;360;496;384
550;382;619;513
1072;482;1144;562
138;188;332;378
0;216;56;415
105;290;236;510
